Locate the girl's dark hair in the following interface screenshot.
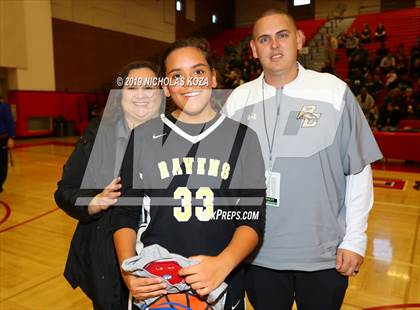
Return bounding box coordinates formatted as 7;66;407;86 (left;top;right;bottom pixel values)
116;60;159;89
159;37;215;76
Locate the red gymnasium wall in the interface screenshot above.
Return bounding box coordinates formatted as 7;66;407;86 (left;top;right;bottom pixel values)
8;90;105;137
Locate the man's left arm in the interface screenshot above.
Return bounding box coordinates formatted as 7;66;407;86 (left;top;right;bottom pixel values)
336;87;383;277
336;164;373;276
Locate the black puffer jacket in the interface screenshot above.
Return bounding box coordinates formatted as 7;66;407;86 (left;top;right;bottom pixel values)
54;119;128;310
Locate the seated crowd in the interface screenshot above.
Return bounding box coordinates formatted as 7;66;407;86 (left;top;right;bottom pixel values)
342;27;419;131
217;37;262;89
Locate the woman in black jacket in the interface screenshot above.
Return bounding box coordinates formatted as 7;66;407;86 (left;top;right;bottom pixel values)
55;61;163;309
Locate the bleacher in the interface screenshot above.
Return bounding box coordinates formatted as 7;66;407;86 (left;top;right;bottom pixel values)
335;8;420;79
210;18;326;58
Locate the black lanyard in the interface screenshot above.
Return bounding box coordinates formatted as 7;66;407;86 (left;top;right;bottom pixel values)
262;78;282;171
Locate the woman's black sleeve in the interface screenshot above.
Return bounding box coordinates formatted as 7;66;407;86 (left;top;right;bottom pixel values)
54;120;102;223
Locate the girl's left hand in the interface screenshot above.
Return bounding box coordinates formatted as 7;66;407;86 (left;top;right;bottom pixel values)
178;255;231;297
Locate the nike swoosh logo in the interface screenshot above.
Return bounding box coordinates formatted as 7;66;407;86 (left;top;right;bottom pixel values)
152;133;167;139
232;299;241;310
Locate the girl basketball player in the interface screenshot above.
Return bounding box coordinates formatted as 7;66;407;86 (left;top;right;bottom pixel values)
112;38;266;310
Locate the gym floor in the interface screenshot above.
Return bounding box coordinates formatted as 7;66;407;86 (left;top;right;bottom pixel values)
0;139;419;309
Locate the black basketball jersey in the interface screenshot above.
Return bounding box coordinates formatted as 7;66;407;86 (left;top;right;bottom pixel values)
112;113;266;258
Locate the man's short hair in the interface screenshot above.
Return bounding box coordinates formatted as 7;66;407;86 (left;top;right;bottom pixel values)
253;9;297;38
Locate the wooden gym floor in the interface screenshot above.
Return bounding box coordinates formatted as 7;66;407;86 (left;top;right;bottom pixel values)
0;138;419;310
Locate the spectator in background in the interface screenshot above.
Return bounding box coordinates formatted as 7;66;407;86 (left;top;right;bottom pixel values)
360;23;372;44
356;85;379;130
394;44;408;74
349;55;367;87
411;58;420;79
223;65;238;89
395;44;406;58
352;27;361;40
413;81;420;119
225;67;245;88
346;33;359;57
299;44;310;67
384;87;403;107
413;76;420;94
413;77;420;119
357;87;378;129
337;32;347;48
224;39;237;57
233;68;245;87
368;105;380;130
349;54;362;76
401;88;416;119
0;95;15;193
411;36;420;57
345;78;356;94
349;68;364;95
366;53;377;73
389;71;413;92
326;34;338;70
242;59;251;81
373;66;383;80
375;42;389;66
380;53;396;74
385;69;398;90
379;103;400;130
394;56;407;75
354;67;367;83
354;44;369;65
374;23;387;42
357;87;375;116
364;72;383;99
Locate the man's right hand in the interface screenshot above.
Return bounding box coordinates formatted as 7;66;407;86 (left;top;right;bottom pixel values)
88;177;121;215
123;273;167;300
